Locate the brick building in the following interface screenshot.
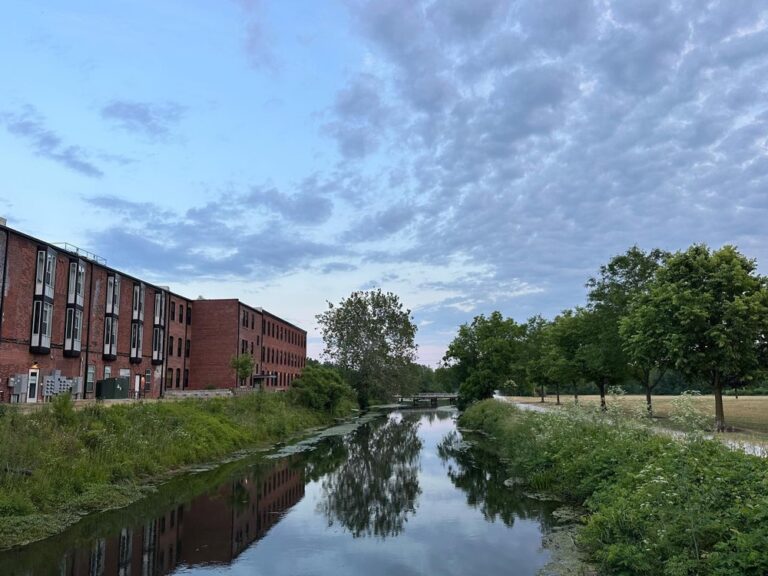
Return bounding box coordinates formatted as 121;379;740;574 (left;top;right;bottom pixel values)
0;221;306;402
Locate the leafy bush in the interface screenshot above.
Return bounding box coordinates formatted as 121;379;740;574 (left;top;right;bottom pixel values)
289;365;355;416
461;400;768;575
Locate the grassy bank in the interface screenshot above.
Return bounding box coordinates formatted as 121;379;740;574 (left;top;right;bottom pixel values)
0;392;349;549
461;400;768;575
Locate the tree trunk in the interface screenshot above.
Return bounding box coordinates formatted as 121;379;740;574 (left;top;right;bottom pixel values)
645;385;653;418
713;372;725;432
599;378;607;411
556;383;560;406
540;384;545;403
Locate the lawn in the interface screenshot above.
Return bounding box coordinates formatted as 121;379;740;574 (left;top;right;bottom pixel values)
504;394;768;437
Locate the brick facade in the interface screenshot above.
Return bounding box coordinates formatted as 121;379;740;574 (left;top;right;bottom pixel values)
0;223;306;402
261;310;307;391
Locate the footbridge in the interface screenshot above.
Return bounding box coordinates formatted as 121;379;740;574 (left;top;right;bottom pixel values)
397;392;458;407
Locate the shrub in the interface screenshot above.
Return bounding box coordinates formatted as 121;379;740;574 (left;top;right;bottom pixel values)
289;365;356;416
461;400;768;575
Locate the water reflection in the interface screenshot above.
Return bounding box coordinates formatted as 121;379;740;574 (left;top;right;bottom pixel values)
1;458;306;576
438;430;556;531
318;413;422;538
2;410;555;576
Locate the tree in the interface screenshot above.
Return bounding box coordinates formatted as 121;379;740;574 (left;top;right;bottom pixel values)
229;353;255;387
316;289;418;409
624;245;768;431
558;307;628;410
444;311;526;409
587;246;668;415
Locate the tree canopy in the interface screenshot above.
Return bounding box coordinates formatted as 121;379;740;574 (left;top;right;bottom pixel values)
316;289;418;408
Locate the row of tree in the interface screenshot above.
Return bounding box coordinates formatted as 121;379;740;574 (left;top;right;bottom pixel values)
445;245;768;431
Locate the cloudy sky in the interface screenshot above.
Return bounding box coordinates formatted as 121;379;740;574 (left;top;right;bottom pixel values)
2;1;768;365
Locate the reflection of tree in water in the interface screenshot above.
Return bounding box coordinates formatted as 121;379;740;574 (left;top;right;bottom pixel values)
438;431;554;530
319;415;423;538
303;436;349;481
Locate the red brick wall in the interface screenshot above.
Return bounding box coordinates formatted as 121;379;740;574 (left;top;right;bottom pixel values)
187;299;238;389
165;294;192;391
261;311;307;391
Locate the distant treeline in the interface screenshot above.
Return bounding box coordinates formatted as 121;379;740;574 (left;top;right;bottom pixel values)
443;245;768;430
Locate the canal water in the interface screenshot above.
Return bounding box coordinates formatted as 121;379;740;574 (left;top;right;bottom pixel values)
1;409;561;576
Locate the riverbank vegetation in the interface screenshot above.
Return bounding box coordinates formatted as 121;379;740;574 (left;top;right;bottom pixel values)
445;244;768;431
462;400;768;575
0;384;354;549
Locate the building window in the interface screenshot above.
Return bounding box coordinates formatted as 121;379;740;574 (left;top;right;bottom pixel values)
177;338;182;357
67;261;85;306
103;317;118;356
152;327;164;362
168;336;174;356
106;275;121;315
171;302;176;321
154;292;166;325
87;365;96;393
184;369;189;388
175;369;181;388
178;304;184;323
64;308;82;352
30;300;53;350
104;366;112;379
132;283;145;321
44;252;56;292
186;306;191;325
35;251;45;287
185;339;190;358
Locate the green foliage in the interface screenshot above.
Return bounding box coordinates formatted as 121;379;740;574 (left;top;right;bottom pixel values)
316;289;418;408
0;393;351;549
622;245;768;429
229;353;255;386
445;311;526;408
461;400;768;575
289;364;356;415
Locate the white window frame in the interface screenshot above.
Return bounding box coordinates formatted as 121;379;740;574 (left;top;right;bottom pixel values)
40;302;52;348
103;317;118;356
44;253;56;297
65;308;82;353
152;326;164;362
35;251;45;294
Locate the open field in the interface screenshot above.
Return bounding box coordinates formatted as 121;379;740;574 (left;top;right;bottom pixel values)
504;394;768;438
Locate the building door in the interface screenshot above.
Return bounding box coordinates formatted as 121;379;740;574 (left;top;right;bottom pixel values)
27;368;40;403
134;374;141;399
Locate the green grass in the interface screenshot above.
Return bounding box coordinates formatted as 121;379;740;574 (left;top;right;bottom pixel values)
0;392;347;549
461;400;768;575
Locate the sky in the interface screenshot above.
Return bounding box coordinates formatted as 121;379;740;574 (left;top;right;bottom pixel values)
2;1;768;366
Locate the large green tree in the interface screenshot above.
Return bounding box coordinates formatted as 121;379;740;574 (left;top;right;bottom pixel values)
316;289;418;408
623;245;768;431
444;311;526;409
587;246;668;415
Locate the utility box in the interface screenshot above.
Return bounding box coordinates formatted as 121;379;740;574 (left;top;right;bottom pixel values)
95;377;130;400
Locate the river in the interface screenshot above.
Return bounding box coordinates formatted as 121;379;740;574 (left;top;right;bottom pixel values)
0;408;563;576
